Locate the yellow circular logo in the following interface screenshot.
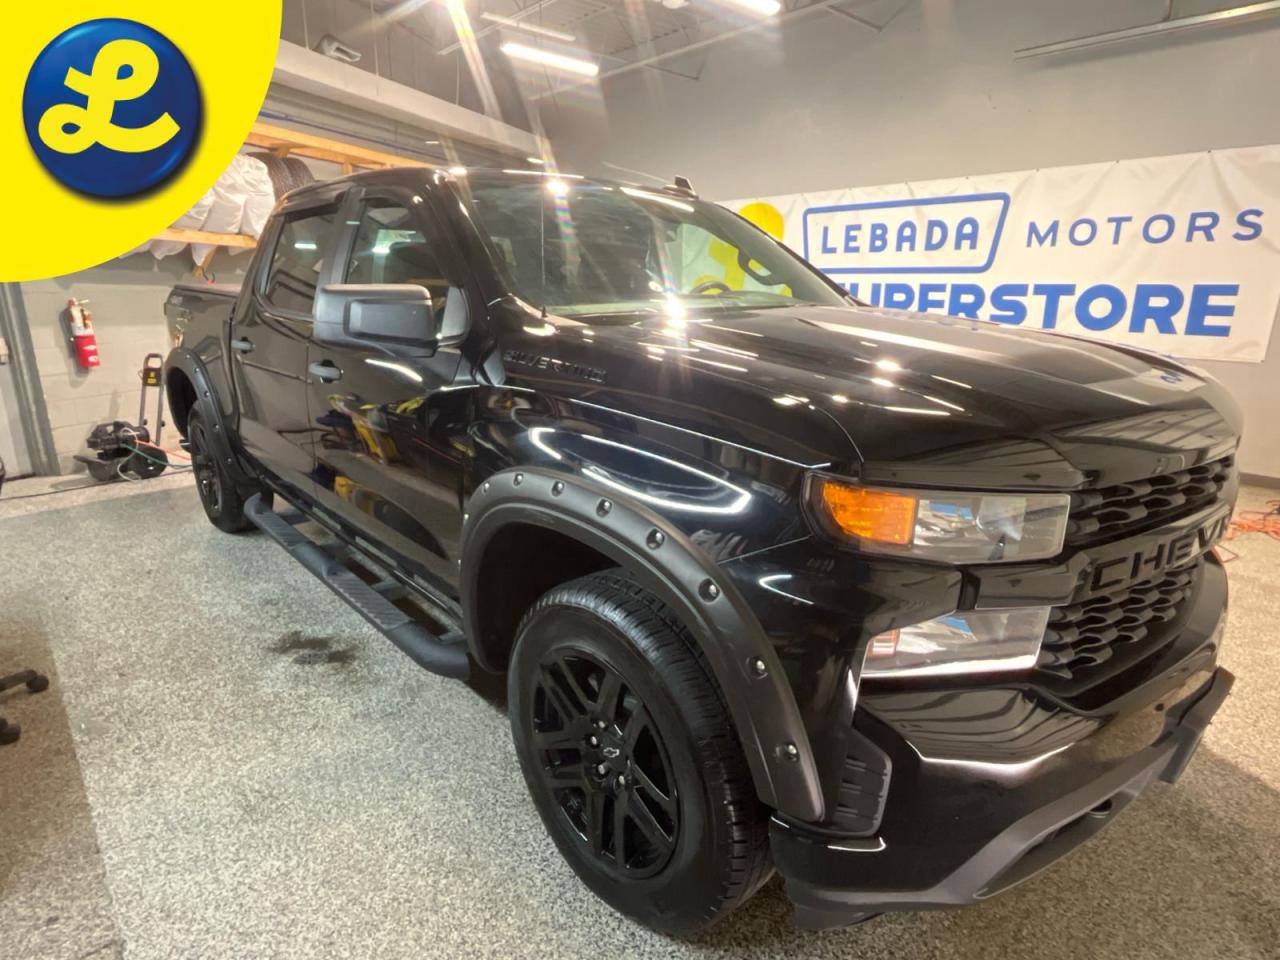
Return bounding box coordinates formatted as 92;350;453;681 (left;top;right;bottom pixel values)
2;2;281;280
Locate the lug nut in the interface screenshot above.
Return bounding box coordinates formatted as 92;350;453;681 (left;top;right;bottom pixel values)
596;763;608;775
588;736;599;747
596;720;606;729
616;774;627;788
750;658;767;678
782;743;800;762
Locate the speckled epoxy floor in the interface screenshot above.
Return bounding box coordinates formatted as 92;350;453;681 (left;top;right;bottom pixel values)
1;479;1278;960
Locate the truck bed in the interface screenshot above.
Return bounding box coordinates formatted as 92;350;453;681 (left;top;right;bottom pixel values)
166;280;242;344
171;280;242;301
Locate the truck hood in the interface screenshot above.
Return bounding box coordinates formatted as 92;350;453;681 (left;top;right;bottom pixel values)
512;302;1242;488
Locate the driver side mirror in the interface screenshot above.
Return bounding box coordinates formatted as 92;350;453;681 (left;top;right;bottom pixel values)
314;283;438;357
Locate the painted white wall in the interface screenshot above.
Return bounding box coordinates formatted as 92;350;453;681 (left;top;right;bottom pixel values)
0;357;30;477
21;252;247;475
543;0;1280;477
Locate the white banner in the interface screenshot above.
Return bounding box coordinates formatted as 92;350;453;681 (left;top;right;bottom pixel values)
726;145;1280;363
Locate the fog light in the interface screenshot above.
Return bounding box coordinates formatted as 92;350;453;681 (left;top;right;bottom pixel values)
864;607;1050;678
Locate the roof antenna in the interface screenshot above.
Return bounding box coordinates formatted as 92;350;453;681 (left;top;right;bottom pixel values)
673;175;696;196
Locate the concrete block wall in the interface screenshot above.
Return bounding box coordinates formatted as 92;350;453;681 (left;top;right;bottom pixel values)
21;251;246;475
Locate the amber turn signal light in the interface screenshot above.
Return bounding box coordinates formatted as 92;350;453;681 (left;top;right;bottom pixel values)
816;481;917;545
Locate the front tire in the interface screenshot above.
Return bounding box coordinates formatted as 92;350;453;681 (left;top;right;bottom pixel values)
509;571;771;935
187;405;251;533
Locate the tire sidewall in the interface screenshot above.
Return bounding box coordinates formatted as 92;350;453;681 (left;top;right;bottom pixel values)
188;405;249;531
510;600;741;932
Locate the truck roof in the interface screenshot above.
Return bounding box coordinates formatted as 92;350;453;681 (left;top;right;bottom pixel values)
282;165;698;204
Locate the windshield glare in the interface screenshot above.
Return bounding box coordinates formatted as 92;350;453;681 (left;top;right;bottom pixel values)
458;177;847;318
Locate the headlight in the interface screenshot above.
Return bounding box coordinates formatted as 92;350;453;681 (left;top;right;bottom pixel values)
808;477;1070;563
863;607;1049;678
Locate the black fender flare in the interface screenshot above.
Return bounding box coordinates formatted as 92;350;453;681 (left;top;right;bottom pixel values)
164;347;257;492
460;466;825;822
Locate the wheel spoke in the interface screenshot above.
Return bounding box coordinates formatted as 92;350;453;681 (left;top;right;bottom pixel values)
586;789;608;857
612;792;629;867
622;705;653;751
538;664;584;726
629;763;676;816
626;790;675;855
532;726;578;751
595;671;624;726
544;757;587;788
553;653;596;717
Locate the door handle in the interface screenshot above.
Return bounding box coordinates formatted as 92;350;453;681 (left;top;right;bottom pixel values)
309;360;343;383
230;338;254;354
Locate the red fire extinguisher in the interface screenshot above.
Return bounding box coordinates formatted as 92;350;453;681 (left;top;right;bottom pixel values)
68;298;100;370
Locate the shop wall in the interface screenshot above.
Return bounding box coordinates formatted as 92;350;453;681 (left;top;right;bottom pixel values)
542;0;1280;478
20;251;248;475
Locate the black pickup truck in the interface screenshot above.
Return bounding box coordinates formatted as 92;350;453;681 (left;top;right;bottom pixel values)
165;167;1239;934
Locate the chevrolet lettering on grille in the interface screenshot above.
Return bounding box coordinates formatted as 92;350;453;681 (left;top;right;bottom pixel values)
1089;504;1232;592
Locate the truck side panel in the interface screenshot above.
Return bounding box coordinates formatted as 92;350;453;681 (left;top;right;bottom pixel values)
165;284;239;427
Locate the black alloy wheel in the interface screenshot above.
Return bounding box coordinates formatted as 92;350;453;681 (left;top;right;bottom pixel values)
509;571;772;934
187;405;251;532
189;416;222;517
531;648;678;878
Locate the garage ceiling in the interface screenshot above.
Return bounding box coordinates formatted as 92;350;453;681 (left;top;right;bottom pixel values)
375;0;901;90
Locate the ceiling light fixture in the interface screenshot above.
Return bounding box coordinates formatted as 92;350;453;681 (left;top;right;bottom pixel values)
480;12;577;42
500;41;599;77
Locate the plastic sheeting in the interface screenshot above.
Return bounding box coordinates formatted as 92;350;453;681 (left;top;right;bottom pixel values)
190;155;274;264
148;187;216;260
130;153;276;263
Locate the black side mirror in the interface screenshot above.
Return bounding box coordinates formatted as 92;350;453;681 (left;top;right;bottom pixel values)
314;284;438;356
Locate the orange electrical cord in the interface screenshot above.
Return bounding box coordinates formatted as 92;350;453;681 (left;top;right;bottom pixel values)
1225;499;1280;542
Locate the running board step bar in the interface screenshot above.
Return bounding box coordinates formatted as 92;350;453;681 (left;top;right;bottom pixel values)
245;494;469;680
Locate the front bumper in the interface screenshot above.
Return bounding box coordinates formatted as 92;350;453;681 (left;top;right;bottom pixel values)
773;656;1234;928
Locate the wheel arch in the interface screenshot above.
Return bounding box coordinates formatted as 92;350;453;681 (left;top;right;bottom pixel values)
163;347;257;493
461;466;825;821
166;366;198;438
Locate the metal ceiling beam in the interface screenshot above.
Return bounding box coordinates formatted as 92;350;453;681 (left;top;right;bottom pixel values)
437;0;568;55
1014;0;1280;60
531;0;853;99
273;41;541;155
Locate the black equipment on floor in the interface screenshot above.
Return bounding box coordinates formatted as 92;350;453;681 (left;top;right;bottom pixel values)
76;353;171;482
0;669;50;746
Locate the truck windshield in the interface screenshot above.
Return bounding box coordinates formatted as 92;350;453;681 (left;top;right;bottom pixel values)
458;174;848;318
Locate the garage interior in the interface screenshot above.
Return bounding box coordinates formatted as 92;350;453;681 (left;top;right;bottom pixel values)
3;1;1280;958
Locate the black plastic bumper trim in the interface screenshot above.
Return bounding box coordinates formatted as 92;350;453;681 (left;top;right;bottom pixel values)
777;666;1234;929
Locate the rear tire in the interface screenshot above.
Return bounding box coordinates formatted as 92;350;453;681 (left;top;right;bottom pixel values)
509;571;772;935
187;405;251;533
